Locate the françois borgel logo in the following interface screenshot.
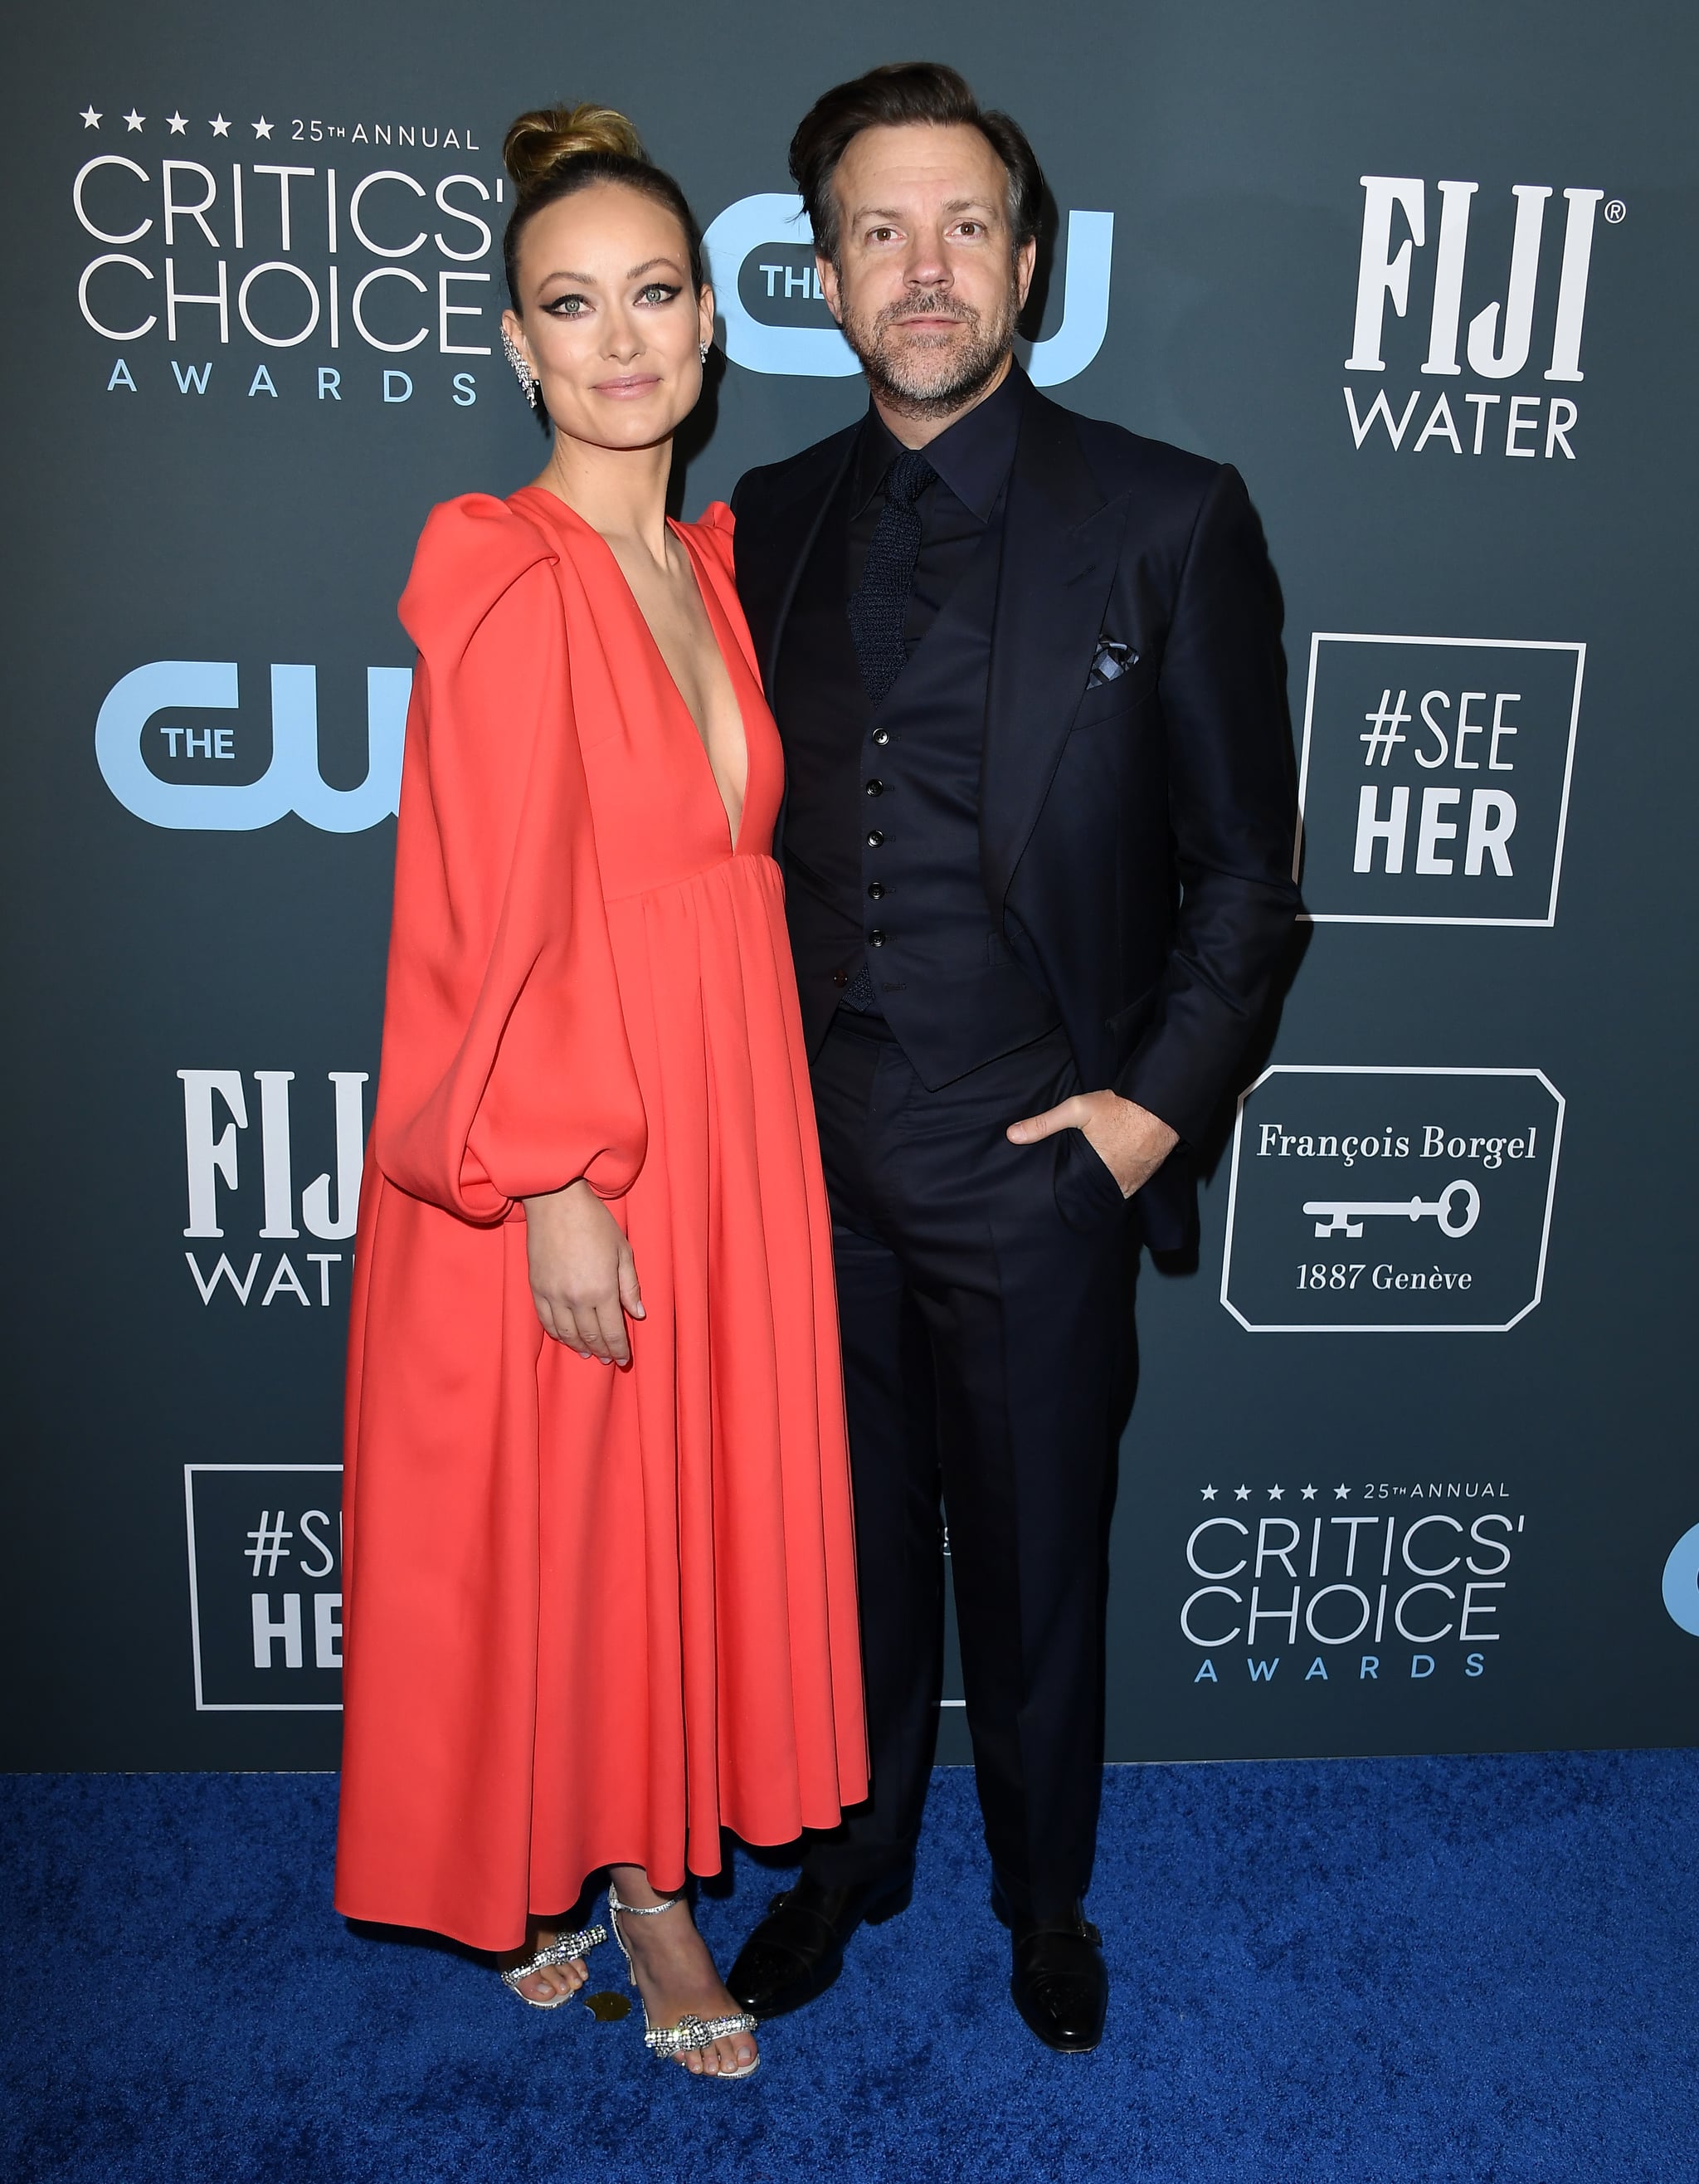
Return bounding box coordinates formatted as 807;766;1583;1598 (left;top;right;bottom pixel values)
1295;634;1583;925
1220;1066;1563;1333
1344;175;1619;459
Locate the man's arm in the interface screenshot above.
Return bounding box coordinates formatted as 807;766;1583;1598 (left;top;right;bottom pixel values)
1117;462;1298;1141
1008;462;1298;1192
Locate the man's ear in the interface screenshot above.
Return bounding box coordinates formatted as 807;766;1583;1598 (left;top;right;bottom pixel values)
816;253;845;325
1015;236;1038;314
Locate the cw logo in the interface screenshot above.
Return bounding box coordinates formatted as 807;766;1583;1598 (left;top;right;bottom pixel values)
703;194;1113;385
1662;1523;1699;1638
96;660;408;831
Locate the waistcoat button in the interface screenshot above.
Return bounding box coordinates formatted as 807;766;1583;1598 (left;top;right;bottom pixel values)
866;829;884;847
867;880;886;899
868;929;887;947
864;778;884;797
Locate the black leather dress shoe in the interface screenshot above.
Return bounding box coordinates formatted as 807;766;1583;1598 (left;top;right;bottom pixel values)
996;1894;1108;2053
725;1868;913;2021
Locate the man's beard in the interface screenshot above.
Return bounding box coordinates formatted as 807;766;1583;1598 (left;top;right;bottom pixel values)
839;279;1022;421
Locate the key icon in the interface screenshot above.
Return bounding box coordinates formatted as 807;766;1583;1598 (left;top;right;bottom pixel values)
1301;1178;1481;1241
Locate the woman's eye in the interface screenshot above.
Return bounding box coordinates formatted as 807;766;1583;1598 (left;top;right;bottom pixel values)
546;294;588;317
637;283;683;306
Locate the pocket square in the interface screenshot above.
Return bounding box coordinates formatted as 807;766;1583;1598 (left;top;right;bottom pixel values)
1088;637;1138;690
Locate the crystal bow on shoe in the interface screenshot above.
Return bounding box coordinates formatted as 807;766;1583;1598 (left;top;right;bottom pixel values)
642;2008;760;2058
499;1921;609;2006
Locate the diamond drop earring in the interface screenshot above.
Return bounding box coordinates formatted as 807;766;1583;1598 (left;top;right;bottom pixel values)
699;341;710;363
502;329;542;413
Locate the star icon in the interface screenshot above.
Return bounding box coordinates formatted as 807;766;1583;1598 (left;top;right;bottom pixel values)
1333;1483;1351;1500
80;105;101;129
1200;1485;1217;1502
1301;1484;1318;1501
1268;1484;1284;1500
1234;1484;1251;1503
124;109;144;131
167;112;187;134
252;115;274;139
210;114;230;136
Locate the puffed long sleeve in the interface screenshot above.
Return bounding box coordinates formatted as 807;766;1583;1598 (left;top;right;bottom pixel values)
372;494;646;1221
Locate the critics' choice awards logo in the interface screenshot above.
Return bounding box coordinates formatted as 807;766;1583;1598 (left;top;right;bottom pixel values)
1295;635;1584;926
1178;1480;1521;1688
183;1465;343;1710
71;107;1112;402
180;1068;368;1309
1220;1066;1564;1333
1345;175;1622;460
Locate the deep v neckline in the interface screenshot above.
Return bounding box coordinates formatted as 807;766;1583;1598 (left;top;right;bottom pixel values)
518;490;748;854
659;521;749;855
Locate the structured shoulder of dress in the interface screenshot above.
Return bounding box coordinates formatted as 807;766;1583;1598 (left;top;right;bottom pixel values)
398;492;558;655
685;498;735;571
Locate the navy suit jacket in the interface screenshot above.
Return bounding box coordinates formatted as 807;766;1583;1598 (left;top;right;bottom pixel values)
731;379;1300;1251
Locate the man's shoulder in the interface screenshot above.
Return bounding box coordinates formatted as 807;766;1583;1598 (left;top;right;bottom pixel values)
1035;391;1227;511
732;422;859;529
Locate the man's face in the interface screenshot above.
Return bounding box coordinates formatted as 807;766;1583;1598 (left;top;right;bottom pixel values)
819;122;1036;418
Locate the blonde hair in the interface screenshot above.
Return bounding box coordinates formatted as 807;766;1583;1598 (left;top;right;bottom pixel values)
499;100;705;306
503;104;646;200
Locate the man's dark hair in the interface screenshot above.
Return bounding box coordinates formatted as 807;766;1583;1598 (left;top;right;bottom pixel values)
788;62;1044;266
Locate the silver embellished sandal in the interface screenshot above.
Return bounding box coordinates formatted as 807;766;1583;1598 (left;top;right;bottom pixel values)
499;1918;608;2009
606;1884;760;2077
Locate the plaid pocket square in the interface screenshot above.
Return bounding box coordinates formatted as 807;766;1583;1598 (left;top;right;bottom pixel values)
1088;638;1138;689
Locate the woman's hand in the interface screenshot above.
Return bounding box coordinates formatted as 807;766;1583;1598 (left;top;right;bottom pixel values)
522;1180;645;1364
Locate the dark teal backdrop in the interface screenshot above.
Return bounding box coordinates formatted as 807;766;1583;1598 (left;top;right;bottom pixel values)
4;0;1696;1768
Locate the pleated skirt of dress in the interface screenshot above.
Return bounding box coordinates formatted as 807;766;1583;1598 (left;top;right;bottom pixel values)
524;851;865;1910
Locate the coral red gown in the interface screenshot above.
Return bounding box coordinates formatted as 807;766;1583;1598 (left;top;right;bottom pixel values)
334;489;868;1951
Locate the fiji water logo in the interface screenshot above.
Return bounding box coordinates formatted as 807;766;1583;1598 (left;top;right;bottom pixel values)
1343;175;1622;458
96;659;407;831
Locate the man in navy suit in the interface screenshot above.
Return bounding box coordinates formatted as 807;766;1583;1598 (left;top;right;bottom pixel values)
725;61;1298;2051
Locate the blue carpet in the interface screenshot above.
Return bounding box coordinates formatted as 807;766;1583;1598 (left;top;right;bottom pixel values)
4;1754;1697;2182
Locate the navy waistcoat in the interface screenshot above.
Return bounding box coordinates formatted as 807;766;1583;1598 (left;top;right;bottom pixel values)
776;478;1060;1089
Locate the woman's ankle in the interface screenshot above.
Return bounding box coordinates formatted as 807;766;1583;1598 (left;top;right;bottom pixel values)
609;1864;682;1913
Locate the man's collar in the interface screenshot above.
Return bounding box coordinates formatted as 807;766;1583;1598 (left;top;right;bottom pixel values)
852;359;1029;520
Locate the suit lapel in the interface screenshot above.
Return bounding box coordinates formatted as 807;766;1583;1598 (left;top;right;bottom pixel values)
981;390;1127;912
745;427;859;697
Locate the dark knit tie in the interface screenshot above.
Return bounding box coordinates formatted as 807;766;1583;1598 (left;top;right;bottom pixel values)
846;449;937;703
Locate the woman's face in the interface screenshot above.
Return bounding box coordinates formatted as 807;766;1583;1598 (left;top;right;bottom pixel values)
503;182;713;451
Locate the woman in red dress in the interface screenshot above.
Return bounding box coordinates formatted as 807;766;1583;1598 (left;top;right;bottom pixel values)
334;105;868;2079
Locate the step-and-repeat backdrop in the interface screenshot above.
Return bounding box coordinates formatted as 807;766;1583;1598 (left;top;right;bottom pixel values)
5;0;1695;1769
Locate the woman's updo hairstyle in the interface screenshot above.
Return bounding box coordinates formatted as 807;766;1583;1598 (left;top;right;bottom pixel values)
501;103;707;310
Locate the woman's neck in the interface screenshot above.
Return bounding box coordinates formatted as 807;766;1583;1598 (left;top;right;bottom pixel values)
533;432;674;566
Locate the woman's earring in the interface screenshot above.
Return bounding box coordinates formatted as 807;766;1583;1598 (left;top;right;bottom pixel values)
699;341;710;363
502;329;543;413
